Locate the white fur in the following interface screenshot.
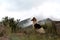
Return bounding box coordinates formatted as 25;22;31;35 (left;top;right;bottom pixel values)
36;27;45;33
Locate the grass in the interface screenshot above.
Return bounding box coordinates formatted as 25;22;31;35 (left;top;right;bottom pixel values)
9;28;60;40
9;32;60;40
0;26;60;40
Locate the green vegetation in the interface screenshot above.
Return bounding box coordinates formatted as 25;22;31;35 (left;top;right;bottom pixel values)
9;28;60;40
0;16;20;36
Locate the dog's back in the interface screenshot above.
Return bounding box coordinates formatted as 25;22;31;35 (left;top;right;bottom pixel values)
34;23;41;29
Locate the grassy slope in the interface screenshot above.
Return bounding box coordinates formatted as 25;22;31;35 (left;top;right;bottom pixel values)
9;28;60;40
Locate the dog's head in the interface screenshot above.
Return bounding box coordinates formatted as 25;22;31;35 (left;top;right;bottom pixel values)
31;17;37;21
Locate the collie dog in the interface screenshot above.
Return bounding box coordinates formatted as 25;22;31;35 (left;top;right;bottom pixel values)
31;17;45;33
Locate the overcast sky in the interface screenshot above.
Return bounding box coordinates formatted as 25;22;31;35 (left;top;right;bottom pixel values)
0;0;60;21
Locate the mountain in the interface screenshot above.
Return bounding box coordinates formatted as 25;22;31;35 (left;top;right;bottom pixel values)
17;18;32;28
17;17;53;28
38;18;52;25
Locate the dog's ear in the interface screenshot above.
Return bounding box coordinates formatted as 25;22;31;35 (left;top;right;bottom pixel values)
31;19;34;21
31;17;37;21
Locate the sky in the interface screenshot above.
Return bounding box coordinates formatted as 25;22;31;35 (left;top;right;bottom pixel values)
0;0;60;21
